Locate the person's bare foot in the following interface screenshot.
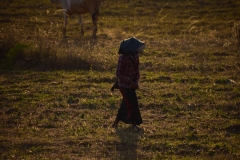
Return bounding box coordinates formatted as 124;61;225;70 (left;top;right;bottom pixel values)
112;119;119;128
112;123;118;128
132;124;140;131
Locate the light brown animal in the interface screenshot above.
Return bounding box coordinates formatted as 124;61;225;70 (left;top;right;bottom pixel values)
50;0;101;37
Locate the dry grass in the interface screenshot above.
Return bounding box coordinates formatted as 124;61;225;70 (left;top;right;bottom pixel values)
0;25;116;71
0;0;240;159
233;22;240;48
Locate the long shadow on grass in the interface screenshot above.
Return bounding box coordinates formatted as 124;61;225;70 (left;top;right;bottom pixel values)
115;127;143;159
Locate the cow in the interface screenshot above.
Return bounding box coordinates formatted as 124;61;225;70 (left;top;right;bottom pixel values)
50;0;101;37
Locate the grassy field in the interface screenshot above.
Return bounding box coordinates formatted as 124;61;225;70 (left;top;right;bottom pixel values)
1;0;240;159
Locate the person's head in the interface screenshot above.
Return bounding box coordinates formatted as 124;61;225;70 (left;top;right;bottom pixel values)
136;44;145;54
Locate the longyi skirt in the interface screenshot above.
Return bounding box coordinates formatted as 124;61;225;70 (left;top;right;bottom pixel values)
116;87;143;125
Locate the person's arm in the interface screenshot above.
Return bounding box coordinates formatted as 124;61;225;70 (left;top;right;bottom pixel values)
135;55;140;85
116;55;129;82
129;55;139;89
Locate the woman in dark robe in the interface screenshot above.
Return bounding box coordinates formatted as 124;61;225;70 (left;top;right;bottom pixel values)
112;37;145;130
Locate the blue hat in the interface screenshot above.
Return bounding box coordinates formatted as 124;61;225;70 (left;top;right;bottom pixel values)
118;37;145;54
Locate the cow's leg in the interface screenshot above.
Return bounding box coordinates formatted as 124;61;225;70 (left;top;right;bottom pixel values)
92;11;98;38
63;14;68;37
78;14;84;36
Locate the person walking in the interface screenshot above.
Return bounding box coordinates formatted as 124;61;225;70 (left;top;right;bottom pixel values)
112;37;145;130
